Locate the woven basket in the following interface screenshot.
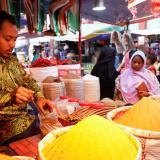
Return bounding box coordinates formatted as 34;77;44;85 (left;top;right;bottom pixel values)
38;126;141;160
38;127;71;160
107;106;160;139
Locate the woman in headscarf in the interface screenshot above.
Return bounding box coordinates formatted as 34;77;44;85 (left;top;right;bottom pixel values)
119;50;160;104
91;46;118;99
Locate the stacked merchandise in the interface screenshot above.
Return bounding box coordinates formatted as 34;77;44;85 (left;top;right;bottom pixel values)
38;115;141;160
28;58;80;82
62;74;84;101
42;76;66;101
29;59;58;82
83;74;100;102
58;102;117;126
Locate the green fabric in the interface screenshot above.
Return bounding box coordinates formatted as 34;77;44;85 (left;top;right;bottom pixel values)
53;9;60;34
8;0;20;28
68;1;79;34
37;0;45;32
0;55;43;143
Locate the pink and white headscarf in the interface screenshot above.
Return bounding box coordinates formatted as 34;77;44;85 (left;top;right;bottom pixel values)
119;50;160;104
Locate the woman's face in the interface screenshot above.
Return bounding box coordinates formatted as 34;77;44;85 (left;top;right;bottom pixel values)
131;55;144;71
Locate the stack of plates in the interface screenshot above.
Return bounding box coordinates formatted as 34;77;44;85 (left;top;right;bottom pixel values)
83;74;100;102
42;82;66;101
62;79;84;101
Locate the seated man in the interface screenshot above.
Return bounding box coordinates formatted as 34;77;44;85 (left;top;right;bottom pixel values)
0;11;54;145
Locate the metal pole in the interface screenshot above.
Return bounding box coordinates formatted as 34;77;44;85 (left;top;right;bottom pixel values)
78;0;82;63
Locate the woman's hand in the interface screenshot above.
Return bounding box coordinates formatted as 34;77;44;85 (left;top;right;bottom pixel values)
138;91;150;99
37;97;54;116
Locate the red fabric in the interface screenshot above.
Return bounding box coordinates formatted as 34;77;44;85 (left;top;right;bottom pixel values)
9;135;41;158
147;66;156;75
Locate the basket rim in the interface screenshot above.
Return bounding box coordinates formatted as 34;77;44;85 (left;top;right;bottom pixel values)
38;124;141;160
107;106;160;138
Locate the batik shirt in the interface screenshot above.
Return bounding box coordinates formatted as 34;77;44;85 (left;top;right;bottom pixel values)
0;56;43;143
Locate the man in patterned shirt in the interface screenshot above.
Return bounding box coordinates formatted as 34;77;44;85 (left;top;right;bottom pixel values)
0;11;54;145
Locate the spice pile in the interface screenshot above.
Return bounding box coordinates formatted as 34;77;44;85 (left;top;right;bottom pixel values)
58;59;77;65
114;97;160;132
31;58;77;68
31;58;53;67
41;115;140;160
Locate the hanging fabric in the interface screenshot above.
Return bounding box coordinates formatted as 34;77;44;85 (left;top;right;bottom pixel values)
8;0;20;28
37;0;44;33
58;0;76;35
0;0;9;12
68;0;79;34
48;0;69;35
23;0;34;33
23;0;44;33
0;0;20;28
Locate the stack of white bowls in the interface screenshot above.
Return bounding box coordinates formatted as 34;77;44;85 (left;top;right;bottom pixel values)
42;82;66;101
62;78;84;101
83;74;100;102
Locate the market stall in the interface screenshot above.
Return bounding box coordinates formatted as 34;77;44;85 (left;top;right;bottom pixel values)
1;0;160;160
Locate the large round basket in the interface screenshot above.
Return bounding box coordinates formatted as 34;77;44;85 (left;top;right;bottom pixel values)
38;126;142;160
107;106;160;139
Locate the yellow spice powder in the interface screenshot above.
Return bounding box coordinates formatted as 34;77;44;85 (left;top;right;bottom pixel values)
114;97;160;131
42;115;139;160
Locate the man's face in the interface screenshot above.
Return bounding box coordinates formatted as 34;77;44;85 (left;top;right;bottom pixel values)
0;21;18;58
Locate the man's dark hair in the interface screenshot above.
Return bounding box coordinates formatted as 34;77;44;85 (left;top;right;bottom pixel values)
146;54;157;65
0;11;16;29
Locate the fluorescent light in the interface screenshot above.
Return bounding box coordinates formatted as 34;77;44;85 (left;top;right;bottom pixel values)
92;0;106;11
92;6;106;11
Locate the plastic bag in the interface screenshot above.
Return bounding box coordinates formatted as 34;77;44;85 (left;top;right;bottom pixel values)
38;109;62;136
56;98;77;115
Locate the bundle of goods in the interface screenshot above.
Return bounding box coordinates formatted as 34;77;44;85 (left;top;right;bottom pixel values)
58;59;77;65
39;110;62;136
31;58;53;68
82;74;100;102
62;73;84;101
58;103;116;126
108;97;160;138
101;97;126;107
38;115;141;160
42;76;66;101
56;96;80;115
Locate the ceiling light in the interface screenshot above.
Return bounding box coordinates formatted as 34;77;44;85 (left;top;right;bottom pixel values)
92;0;106;11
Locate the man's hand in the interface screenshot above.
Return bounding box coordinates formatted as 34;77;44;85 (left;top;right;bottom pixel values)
15;87;34;104
37;97;54;115
138;91;150;99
